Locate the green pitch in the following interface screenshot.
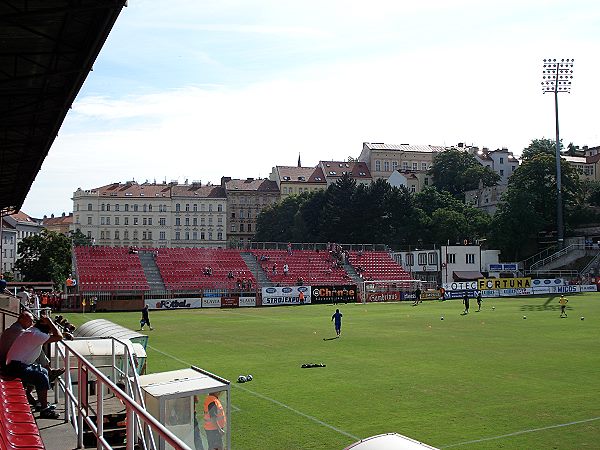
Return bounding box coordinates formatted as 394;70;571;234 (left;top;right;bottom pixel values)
66;293;600;449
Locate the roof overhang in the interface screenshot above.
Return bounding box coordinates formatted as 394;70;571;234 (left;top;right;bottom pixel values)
0;0;127;213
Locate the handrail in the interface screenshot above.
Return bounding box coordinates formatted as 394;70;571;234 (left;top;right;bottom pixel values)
529;243;585;271
520;245;557;270
580;250;600;276
54;338;189;450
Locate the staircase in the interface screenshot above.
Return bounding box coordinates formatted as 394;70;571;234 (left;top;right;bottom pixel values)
138;251;166;291
342;262;363;286
525;243;600;276
240;252;273;287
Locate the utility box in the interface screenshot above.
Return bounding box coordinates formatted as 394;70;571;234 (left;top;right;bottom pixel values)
137;367;230;450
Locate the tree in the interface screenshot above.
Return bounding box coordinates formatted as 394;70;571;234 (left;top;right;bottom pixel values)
429;148;500;198
70;228;93;246
318;174;358;242
521;138;562;160
14;230;72;287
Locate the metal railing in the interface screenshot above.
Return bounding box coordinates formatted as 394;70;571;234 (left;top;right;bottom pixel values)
53;337;191;450
520;245;558;270
580;250;600;277
529;243;586;271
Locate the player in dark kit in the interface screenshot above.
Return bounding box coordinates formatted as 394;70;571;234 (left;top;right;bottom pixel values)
476;292;482;311
332;309;343;336
463;293;470;315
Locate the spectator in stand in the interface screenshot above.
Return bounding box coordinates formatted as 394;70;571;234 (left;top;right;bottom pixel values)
227;270;234;279
247;279;252;290
236;279;242;289
241;279;247;290
4;315;66;419
287;242;293;255
16;286;31;313
283;264;289;276
297;277;304;286
0;274;10;295
272;263;277;275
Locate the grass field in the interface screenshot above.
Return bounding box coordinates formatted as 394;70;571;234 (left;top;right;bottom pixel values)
65;293;600;449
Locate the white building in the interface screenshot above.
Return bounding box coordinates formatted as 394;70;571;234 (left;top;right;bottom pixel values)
1;218;18;275
2;211;44;279
72;181;227;248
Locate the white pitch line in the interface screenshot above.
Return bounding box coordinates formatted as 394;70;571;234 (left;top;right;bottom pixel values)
440;416;600;448
147;345;359;441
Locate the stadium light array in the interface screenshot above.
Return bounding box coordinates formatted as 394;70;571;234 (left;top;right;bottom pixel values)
541;58;575;248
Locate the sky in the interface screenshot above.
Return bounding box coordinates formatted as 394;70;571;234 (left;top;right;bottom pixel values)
22;0;600;218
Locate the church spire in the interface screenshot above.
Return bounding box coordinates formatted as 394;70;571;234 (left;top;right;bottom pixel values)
298;153;301;167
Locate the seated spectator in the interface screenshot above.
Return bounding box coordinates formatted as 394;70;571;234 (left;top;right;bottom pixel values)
247;279;252;290
297;277;304;286
3;315;66;419
241;279;247;290
283;264;289;276
236;279;242;289
227;271;234;279
272;263;277;275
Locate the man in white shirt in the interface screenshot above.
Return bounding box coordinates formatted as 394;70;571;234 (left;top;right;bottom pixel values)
16;286;31;311
4;316;64;419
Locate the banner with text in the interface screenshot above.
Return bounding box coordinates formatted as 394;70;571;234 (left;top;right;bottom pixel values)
239;297;257;307
367;291;401;302
146;298;202;310
202;297;222;308
478;278;532;290
311;285;357;304
261;286;311;306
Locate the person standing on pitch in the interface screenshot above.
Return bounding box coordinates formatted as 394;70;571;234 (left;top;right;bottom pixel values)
332;309;343;336
140;304;153;330
412;286;422;306
203;391;226;450
476;291;482;312
559;294;568;318
462;293;470;314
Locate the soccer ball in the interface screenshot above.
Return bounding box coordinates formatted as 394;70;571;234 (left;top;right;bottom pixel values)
492;306;495;310
237;375;247;383
523;316;527;319
440;316;444;320
580;317;585;321
246;374;253;381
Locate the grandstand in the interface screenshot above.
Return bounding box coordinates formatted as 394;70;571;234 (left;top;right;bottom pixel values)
72;246;413;297
250;249;352;285
74;246;150;292
155;248;255;290
348;251;412;282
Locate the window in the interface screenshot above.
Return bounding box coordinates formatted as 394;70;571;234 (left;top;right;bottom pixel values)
193;218;197;226
115;204;120;211
412;162;418;170
217;232;223;240
175;218;180;226
87;203;92;211
217;204;223;212
148;231;152;240
106;231;110;239
406;253;414;266
500;169;504;176
100;231;105;239
175;204;180;212
175;232;180;240
143;218;147;226
148;218;152;225
124;230;129;240
159;231;166;240
201;231;205;240
447;253;456;264
159;217;166;226
193;231;198;240
132;231;138;240
208;232;213;240
106;217;110;225
143;204;147;212
193;204;198;212
185;218;190;226
133;204;138;212
421;162;427;171
185;232;190;240
239;224;244;232
218;217;222;224
428;252;438;265
402;161;409;170
208;217;213;225
424;178;429;185
466;254;475;264
148;204;152;212
87;217;92;225
87;231;92;238
500;157;504;164
247;223;251;232
375;160;381;171
186;204;190;212
208;204;213;211
125;204;129;212
115;230;120;240
418;252;427;265
231;224;237;232
101;204;105;211
133;217;139;225
124;217;129;225
142;231;147;240
100;217;105;225
201;218;205;225
384;161;390;172
106;204;111;211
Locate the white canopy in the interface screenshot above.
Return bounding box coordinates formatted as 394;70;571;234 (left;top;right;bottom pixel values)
344;433;438;450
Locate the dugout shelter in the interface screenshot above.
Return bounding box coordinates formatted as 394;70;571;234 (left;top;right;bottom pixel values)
136;367;231;450
74;318;149;349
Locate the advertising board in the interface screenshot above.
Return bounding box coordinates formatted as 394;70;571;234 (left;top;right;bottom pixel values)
311;285;357;304
261;286;311;306
145;298;202;310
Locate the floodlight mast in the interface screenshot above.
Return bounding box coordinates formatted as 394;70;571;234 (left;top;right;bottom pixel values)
541;58;574;248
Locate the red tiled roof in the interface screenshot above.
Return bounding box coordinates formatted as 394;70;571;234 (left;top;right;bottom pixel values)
224;178;279;192
9;210;36;223
172;185;226;198
364;142;445;153
319;161;372;179
274;166;326;184
43;213;73;226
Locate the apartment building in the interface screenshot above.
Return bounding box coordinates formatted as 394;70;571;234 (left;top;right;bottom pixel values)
270;165;327;200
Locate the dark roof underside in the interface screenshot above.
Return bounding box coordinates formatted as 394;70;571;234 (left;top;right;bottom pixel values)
0;0;126;213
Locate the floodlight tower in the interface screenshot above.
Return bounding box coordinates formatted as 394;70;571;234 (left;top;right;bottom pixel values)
541;58;574;248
